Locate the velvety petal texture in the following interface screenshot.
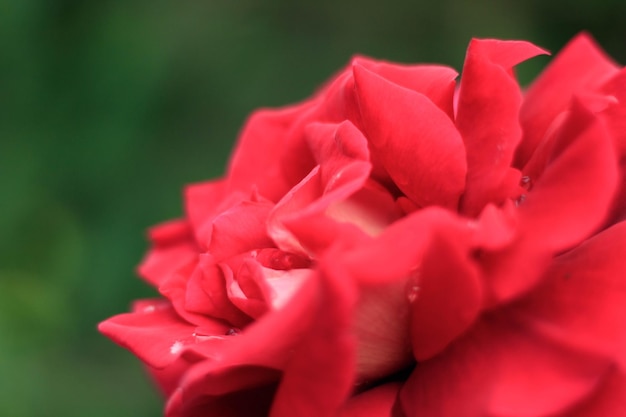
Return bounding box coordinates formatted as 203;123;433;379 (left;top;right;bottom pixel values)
100;34;626;417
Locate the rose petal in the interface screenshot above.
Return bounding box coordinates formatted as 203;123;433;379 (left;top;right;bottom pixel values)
223;259;269;319
353;63;467;209
325;180;402;237
353;56;458;117
410;232;483;361
173;274;321;415
98;302;228;369
147;356;192;397
485;100;619;302
471;201;519;250
457;39;547;215
208;200;274;261
270;266;357;417
306;121;369;171
282;210;370;256
600;68;626;224
517;32;619;167
184;180;250;247
138;220;197;287
268;122;372;254
183;255;252;328
338;207;471;286
232;258;311;313
400;317;610;417
157;262;233;328
227;101;318;201
510;221;626;370
352;279;413;381
520;99;617;248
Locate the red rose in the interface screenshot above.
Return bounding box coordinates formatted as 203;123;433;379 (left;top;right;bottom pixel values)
99;33;626;417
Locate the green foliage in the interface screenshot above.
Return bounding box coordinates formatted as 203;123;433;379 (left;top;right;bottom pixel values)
0;1;623;415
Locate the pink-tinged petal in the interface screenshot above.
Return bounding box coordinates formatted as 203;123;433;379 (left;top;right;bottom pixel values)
509;221;626;370
338;207;471;286
353;63;467;209
410;233;483;361
485;101;619;302
400;317;611;417
457;39;547;215
227;101;318;201
269;122;373;254
353;279;413;382
183;255;252;328
267;166;324;255
326;180;402;237
208;200;274;261
282;210;371;257
230;258;310;315
561;369;626;417
336;383;402;417
270;266;357;417
281;123;398;245
98;302;228;369
517;32;619;167
138;220;197;287
353;56;458;117
256;268;311;312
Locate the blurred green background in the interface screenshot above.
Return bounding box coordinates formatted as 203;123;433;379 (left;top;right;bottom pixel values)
1;1;624;416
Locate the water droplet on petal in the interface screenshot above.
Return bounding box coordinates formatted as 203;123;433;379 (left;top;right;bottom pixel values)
407;285;420;303
170;340;185;355
226;328;240;336
193;334;225;342
256;248;311;270
405;268;421;303
515;194;526;207
142;305;156;313
326;171;345;190
520;175;533;191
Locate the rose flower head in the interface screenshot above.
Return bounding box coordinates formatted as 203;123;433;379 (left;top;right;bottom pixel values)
99;33;626;417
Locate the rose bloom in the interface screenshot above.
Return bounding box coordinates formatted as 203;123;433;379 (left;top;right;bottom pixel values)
100;33;626;417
